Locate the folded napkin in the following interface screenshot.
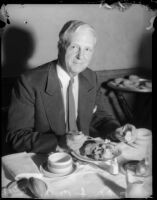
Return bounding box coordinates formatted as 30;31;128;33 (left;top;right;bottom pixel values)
2;152;40;180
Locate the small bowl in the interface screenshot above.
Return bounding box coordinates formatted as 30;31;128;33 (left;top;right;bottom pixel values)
47;152;73;174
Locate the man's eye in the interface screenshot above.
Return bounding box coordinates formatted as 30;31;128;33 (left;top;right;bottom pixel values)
85;48;92;52
71;45;77;49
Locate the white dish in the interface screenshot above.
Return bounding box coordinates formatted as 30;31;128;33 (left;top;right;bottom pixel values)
71;151;101;165
40;162;77;178
48;164;73;174
48;152;72;166
47;152;73;174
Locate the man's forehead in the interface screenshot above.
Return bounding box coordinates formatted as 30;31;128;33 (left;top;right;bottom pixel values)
70;26;97;45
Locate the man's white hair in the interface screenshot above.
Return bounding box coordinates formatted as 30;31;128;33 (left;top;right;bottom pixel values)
58;20;97;49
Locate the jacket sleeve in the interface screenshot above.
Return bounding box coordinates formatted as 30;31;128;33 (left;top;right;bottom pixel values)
6;74;58;154
90;74;121;142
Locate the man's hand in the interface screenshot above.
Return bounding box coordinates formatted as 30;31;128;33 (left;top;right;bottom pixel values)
56;145;70;153
115;124;137;144
116;128;152;162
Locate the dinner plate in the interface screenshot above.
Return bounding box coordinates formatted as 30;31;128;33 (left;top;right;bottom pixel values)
108;79;152;93
71;149;121;165
40;162;77;178
71;151;100;165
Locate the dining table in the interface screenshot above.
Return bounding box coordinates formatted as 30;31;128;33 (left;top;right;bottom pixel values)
1;128;152;199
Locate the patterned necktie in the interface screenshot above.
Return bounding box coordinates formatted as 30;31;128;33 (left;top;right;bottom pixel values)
66;77;78;132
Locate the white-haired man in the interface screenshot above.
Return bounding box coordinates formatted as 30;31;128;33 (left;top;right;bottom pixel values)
6;20;134;153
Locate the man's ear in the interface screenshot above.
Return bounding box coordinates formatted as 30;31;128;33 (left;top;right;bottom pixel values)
58;41;66;53
57;41;63;60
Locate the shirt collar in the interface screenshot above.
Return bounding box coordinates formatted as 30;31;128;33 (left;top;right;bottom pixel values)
57;64;78;87
57;64;70;87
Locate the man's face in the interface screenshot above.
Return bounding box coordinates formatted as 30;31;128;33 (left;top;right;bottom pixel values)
62;26;96;76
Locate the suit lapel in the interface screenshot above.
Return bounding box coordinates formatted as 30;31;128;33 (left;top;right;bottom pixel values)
78;71;95;135
40;62;65;135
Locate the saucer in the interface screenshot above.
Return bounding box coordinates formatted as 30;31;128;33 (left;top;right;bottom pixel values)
40;162;77;178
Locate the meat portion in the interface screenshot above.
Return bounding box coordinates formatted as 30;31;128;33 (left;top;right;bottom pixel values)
79;140;97;156
79;140;117;161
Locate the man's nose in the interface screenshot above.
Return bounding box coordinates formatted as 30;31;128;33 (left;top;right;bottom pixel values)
76;49;84;60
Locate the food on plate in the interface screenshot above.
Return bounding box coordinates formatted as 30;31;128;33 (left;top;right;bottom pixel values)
145;81;152;89
112;75;152;91
114;77;124;85
66;132;120;161
66;131;88;151
79;139;119;161
123;79;135;87
79;140;97;156
129;74;140;82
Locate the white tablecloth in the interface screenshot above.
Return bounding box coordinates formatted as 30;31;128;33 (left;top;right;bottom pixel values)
1;128;152;199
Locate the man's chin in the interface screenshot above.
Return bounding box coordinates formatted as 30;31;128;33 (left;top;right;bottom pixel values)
70;71;79;76
71;69;86;76
72;65;87;73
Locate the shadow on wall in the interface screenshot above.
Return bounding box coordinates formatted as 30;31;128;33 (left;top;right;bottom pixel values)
2;25;35;77
136;32;152;78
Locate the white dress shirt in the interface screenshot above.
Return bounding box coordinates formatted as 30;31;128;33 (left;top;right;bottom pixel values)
56;64;79;122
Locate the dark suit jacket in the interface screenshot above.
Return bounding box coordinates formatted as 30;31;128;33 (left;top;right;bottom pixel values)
6;60;120;153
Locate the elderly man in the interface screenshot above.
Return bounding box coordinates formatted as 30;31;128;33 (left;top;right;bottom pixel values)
6;20;133;154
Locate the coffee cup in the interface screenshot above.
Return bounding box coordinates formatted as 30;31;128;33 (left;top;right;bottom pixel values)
47;152;73;174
